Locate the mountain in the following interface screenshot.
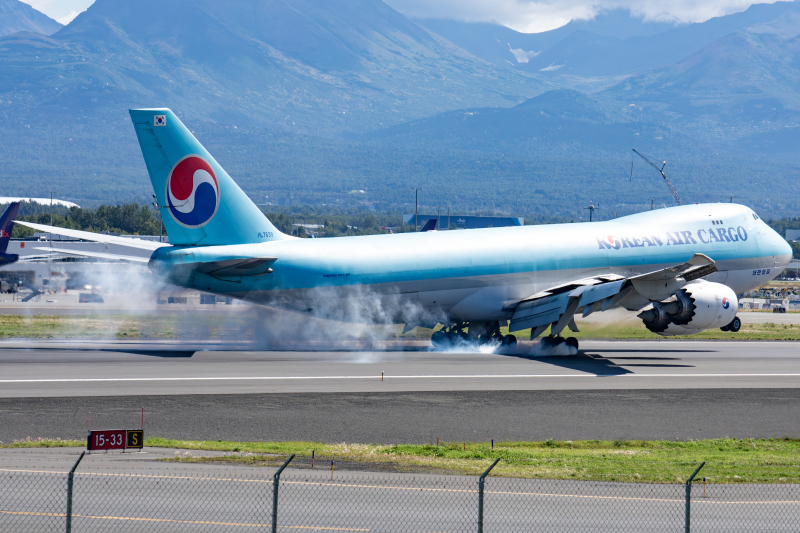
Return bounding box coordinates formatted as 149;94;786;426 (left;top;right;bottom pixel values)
366;89;694;155
356;89;792;217
0;0;798;219
417;9;681;69
0;0;551;206
419;2;800;77
0;0;548;133
602;30;800;148
527;1;800;76
0;0;61;37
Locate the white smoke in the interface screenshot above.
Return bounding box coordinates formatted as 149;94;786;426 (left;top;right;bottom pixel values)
245;284;450;350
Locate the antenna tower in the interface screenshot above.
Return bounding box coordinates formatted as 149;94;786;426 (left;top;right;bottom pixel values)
632;149;683;206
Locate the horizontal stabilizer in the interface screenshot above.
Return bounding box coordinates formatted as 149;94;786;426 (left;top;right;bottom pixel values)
16;221;168;251
184;258;278;280
34;247;150;264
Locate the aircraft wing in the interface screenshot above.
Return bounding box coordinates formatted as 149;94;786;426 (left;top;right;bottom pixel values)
33;247;151;264
15;221;168;251
508;254;717;338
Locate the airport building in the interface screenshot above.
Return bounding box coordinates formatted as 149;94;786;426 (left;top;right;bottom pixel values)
402;214;523;230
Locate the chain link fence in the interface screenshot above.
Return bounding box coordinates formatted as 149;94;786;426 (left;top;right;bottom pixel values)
1;454;799;532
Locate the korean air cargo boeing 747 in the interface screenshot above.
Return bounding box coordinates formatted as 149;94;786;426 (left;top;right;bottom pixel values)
18;109;792;349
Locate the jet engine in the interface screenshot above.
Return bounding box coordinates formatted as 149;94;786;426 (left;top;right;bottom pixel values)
638;281;737;336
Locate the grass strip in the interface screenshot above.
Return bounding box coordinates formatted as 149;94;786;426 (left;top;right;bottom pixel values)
7;437;798;483
501;320;800;341
3;313;800;340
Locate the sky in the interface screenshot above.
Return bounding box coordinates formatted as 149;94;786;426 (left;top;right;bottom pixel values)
21;0;787;32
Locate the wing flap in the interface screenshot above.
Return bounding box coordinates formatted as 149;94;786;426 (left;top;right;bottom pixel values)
630;253;716;282
509;254;717;337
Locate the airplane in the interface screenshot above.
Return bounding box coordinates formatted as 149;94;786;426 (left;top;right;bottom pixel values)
420;218;437;232
0;202;20;267
17;109;793;349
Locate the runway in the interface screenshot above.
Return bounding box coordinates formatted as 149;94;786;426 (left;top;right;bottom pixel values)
2;340;800;442
1;339;799;397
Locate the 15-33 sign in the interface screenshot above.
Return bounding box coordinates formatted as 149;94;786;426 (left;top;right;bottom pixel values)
88;429;144;451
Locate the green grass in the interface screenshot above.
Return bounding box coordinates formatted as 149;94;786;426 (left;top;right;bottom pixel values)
0;315;178;339
0;438;85;448
149;438;800;483
499;319;800;341
11;437;795;483
2;312;800;341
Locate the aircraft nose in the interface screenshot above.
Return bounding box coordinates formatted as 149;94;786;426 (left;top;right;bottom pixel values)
770;227;793;268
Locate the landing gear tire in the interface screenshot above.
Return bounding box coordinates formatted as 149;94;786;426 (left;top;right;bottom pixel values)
501;334;517;347
430;331;447;349
722;316;741;333
565;337;579;350
540;335;565;348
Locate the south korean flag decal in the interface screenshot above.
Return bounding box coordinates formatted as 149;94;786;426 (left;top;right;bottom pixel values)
154;115;166;126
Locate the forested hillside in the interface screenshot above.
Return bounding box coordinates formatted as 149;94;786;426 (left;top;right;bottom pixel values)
0;0;798;220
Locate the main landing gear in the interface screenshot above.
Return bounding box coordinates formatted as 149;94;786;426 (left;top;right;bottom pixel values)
539;335;579;350
720;316;741;332
430;321;517;349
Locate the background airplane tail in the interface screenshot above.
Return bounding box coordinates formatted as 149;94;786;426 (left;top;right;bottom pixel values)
129;109;288;247
0;202;20;253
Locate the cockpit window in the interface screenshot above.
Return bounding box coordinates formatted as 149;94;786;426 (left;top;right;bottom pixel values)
752;213;760;221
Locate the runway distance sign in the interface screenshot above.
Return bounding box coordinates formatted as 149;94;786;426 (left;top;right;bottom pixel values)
87;429;144;451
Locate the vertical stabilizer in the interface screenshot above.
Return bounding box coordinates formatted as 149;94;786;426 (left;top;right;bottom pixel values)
0;202;20;254
129;109;289;247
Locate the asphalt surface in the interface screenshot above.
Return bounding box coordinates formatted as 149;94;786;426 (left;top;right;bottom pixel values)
1;448;797;532
1;340;800;442
1;339;799;397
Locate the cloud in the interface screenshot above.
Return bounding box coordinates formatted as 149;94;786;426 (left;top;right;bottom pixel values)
384;0;786;33
56;10;80;25
19;0;94;25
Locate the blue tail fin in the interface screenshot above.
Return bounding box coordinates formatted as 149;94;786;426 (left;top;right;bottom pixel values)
129;109;289;247
0;202;19;253
420;218;437;232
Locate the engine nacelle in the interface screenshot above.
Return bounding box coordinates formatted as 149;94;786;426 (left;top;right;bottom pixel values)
638;281;737;336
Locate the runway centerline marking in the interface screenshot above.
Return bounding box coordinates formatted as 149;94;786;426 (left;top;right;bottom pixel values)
3;373;800;383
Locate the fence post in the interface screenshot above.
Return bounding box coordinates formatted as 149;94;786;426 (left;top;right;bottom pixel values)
272;454;295;533
66;451;85;533
478;458;501;533
684;462;705;533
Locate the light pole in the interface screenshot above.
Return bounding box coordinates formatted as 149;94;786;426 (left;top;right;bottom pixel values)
411;188;422;231
152;194;163;242
648;198;654;211
584;201;599;222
